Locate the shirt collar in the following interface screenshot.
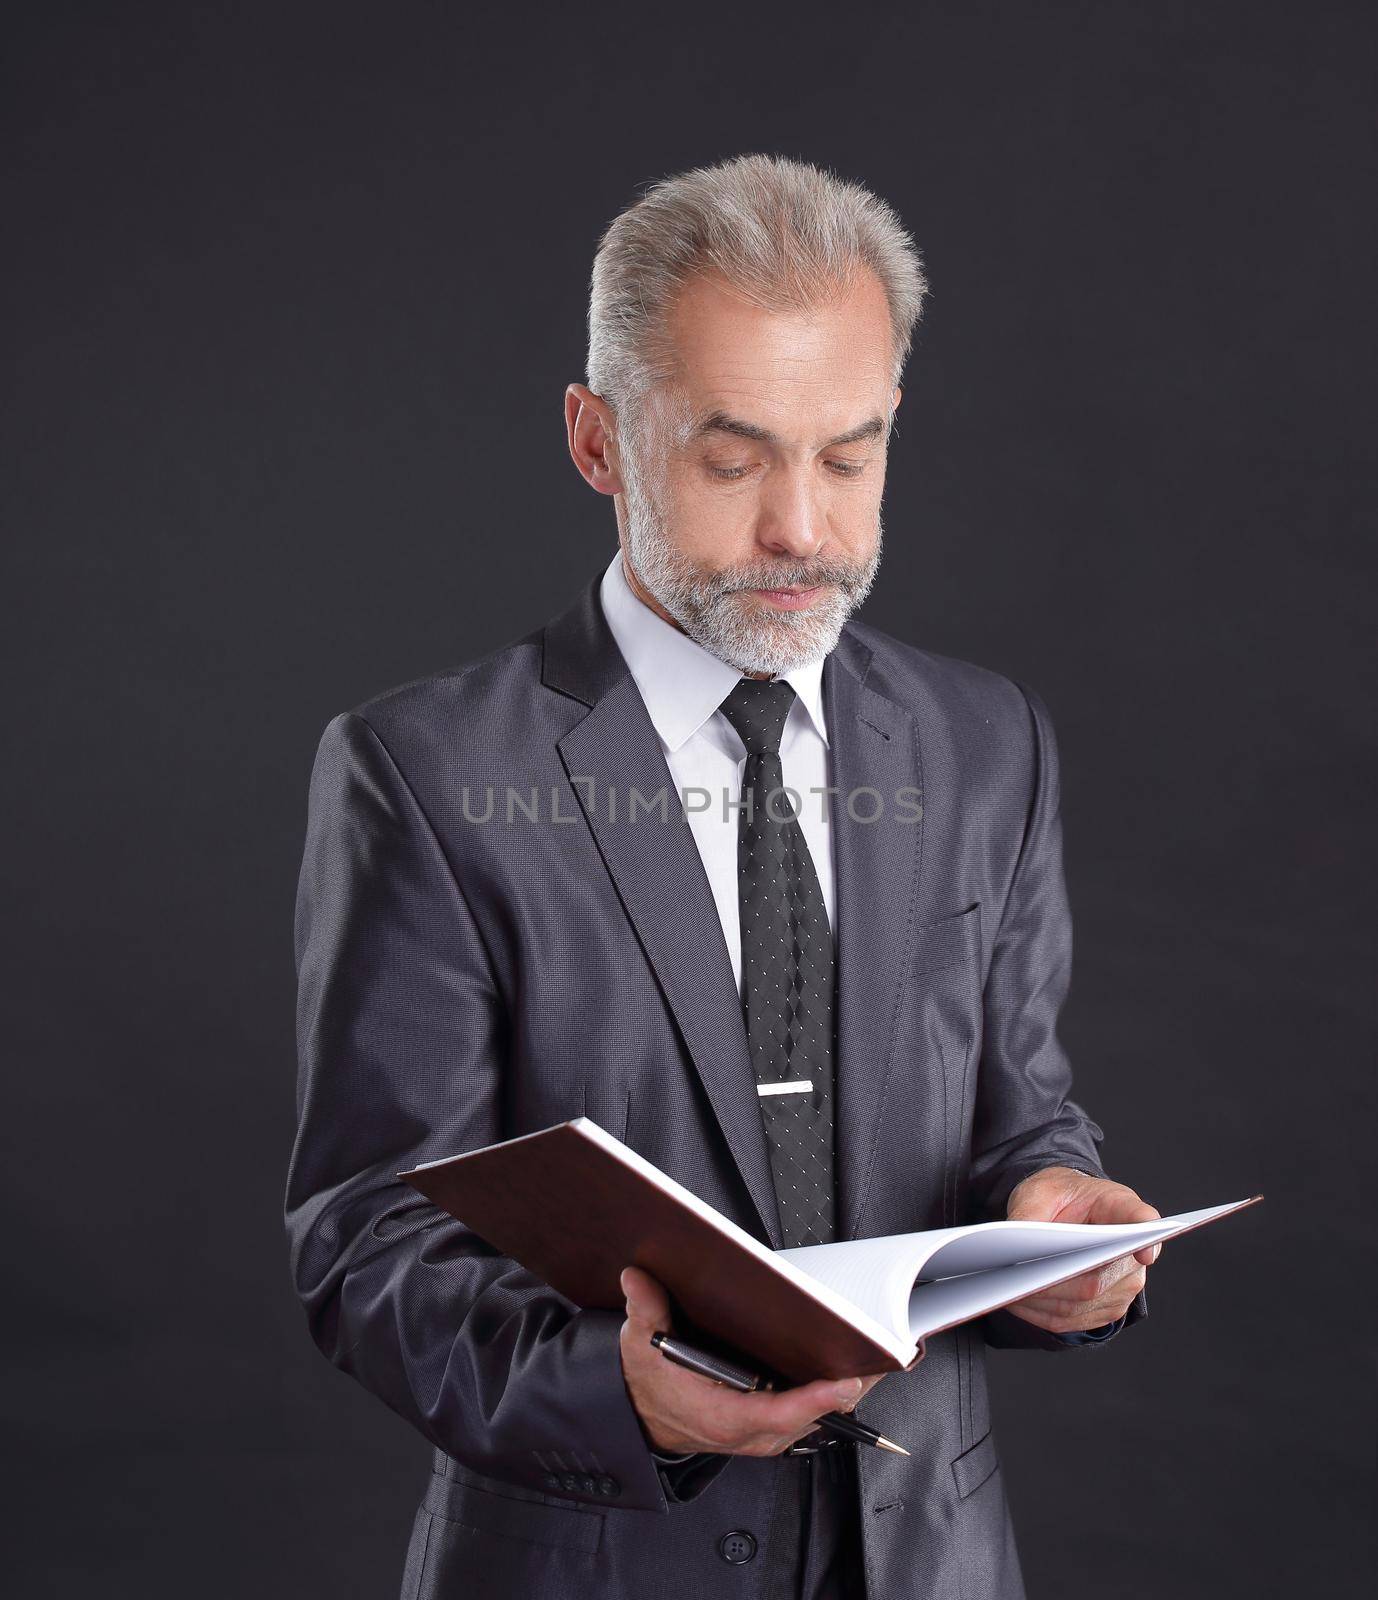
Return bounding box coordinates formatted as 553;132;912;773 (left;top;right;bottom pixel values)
598;549;830;754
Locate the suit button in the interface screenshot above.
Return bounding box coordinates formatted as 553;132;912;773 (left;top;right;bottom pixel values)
544;1475;561;1490
597;1476;620;1497
561;1474;579;1492
718;1530;757;1565
579;1475;597;1495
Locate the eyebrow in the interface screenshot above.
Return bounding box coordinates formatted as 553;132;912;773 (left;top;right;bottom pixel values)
689;410;888;449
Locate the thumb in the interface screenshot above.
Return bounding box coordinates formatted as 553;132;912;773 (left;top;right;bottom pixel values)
620;1265;672;1333
801;1375;865;1417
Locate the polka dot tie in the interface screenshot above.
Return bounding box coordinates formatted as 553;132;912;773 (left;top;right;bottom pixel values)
718;677;837;1249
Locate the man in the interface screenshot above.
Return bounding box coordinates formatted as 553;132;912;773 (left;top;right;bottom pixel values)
287;153;1156;1600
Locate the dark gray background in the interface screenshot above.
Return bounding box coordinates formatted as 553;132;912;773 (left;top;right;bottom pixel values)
4;2;1373;1594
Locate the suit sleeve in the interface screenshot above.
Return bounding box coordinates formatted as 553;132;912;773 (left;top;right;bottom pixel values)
285;710;688;1512
965;685;1147;1351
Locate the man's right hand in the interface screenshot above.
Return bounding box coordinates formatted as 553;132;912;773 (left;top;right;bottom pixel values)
618;1265;887;1457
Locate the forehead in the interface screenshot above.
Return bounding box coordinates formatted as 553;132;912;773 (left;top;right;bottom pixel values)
658;268;894;447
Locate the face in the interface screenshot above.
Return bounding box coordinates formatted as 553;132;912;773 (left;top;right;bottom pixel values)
571;268;899;676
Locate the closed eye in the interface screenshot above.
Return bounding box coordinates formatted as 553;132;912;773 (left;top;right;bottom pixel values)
706;459;869;482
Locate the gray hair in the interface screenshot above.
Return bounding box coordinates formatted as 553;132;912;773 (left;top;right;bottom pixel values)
585;153;928;438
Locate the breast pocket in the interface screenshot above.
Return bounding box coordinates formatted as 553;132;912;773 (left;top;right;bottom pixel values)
911;901;982;976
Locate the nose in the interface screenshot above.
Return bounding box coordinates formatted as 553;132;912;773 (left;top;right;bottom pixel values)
756;463;827;562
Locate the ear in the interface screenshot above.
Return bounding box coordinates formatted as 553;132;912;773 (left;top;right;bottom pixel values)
892;384;903;413
565;383;624;495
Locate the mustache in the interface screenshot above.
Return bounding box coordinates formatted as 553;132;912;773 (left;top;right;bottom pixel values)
714;557;871;593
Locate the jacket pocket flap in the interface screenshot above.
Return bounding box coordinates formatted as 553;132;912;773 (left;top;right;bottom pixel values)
950;1429;1000;1499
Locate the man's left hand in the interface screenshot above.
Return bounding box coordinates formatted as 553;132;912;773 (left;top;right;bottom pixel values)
1003;1166;1160;1334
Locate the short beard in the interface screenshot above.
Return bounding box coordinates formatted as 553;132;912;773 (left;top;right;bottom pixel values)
618;431;883;677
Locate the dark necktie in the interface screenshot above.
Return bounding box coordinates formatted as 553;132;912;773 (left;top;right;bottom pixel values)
718;677;837;1249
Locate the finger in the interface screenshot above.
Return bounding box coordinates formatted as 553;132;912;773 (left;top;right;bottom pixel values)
740;1375;865;1435
1134;1239;1162;1267
1006;1299;1076;1332
1013;1262;1146;1317
1085;1187;1161;1228
1019;1277;1145;1319
1008;1283;1141;1333
1015;1265;1147;1325
620;1265;672;1333
1010;1301;1117;1334
1034;1253;1139;1305
1093;1253;1141;1293
1087;1267;1147;1320
793;1375;866;1420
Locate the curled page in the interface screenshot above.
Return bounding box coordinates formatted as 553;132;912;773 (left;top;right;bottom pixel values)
778;1199;1261;1343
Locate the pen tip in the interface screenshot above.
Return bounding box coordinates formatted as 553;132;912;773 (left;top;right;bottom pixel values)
876;1436;910;1456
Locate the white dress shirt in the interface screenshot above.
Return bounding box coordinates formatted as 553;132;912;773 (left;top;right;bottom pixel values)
597;548;835;994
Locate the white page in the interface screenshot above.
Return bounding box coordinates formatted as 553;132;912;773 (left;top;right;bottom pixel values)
778;1217;1174;1341
907;1202;1245;1339
919;1217;1174;1279
775;1233;948;1342
781;1202;1252;1342
778;1217;1168;1335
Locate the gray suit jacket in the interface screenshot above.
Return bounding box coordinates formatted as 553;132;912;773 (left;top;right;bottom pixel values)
286;571;1146;1599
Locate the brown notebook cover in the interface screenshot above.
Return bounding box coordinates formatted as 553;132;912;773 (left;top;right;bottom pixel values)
399;1118;912;1384
400;1118;1263;1387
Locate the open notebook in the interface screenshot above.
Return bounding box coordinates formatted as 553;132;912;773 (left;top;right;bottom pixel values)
400;1117;1261;1383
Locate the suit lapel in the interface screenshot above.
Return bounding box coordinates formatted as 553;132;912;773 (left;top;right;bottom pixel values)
542;577;925;1251
545;580;785;1247
823;639;924;1240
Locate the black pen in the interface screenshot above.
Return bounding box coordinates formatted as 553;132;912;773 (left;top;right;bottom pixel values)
650;1331;910;1456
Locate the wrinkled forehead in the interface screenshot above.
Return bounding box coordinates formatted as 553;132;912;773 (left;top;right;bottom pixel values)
647;269;896;452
